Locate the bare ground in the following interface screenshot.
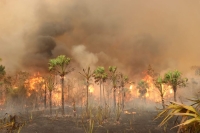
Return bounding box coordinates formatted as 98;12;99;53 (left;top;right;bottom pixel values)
16;107;178;133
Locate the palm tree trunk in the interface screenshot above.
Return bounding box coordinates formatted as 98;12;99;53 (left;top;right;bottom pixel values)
61;76;65;115
86;80;89;113
118;87;120;105
107;88;110;107
122;87;125;109
173;86;177;102
103;83;106;105
50;91;52;115
113;87;116;110
35;94;38;110
174;91;177;102
72;99;76;117
100;82;102;106
68;85;69;101
44;84;47;109
161;94;165;109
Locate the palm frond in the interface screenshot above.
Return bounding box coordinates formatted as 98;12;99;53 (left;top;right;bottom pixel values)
155;100;200;133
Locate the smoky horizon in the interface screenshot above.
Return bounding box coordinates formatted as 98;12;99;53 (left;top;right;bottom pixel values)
0;0;200;79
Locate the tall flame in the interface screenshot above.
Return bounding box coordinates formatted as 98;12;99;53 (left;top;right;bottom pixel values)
129;85;133;90
89;85;94;93
25;73;44;97
135;73;174;102
170;89;173;94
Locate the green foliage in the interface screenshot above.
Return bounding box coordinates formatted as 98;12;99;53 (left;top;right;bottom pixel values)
108;66;118;88
164;70;188;101
109;66;117;73
93;66;107;83
154;76;165;94
93;66;108;106
48;55;72;76
163;70;188;87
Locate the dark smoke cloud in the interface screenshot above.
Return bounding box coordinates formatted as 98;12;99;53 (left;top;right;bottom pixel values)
22;36;56;72
1;0;200;78
38;22;72;37
35;36;56;56
21;8;74;72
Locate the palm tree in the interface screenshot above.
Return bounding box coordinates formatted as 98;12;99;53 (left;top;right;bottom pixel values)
48;55;74;115
0;65;6;82
155;98;200;133
163;70;188;102
137;80;149;99
118;73;128;109
93;66;108;106
154;76;167;109
79;67;94;112
108;66;118;110
44;80;47;109
45;74;56;115
0;58;6;81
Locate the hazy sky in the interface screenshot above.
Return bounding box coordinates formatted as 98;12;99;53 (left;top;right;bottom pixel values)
0;0;200;78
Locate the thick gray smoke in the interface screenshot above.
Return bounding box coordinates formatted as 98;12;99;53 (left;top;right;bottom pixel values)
1;0;200;78
72;45;98;69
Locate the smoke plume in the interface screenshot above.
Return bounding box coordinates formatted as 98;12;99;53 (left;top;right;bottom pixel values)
72;45;98;69
1;0;200;78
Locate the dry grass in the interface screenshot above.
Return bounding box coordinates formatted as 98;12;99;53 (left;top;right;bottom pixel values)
154;99;200;133
0;113;27;133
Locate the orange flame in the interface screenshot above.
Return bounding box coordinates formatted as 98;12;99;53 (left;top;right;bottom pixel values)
170;89;173;94
25;72;45;93
135;73;173;102
89;85;94;93
129;85;133;90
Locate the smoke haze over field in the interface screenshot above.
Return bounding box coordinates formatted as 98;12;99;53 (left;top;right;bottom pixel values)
1;0;200;78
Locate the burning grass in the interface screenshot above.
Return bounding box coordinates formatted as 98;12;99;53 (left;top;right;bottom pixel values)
0;113;32;133
0;61;195;132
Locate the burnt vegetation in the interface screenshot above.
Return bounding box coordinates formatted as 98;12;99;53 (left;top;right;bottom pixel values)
0;55;199;133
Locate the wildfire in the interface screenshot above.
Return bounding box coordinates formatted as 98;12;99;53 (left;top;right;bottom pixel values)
129;85;133;90
89;85;94;93
142;74;155;100
145;90;149;97
52;92;61;106
25;73;45;93
124;110;136;114
137;74;173;102
24;73;64;107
